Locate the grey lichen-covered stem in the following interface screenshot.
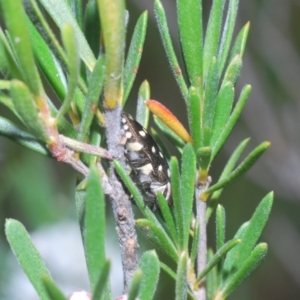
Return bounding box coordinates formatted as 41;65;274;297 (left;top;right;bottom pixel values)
104;107;139;292
194;176;211;300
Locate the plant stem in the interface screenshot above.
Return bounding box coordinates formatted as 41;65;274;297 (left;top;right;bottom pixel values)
194;176;211;300
104;107;139;292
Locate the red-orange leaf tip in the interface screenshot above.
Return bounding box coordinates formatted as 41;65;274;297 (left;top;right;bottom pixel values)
146;100;192;143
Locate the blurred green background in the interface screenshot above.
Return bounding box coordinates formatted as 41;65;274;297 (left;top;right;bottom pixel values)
1;0;300;299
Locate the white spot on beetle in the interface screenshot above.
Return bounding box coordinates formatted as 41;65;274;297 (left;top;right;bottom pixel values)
167;169;171;177
139;130;146;137
151;146;156;153
128;142;143;151
158;165;163;172
138;163;153;175
122;117;126;124
126;131;132;138
123;124;129;130
159;152;163;158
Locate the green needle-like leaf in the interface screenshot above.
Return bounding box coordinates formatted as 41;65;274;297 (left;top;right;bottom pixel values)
181;144;196;249
234;193;273;269
136;80;150;128
175;252;188;300
10;80;48;141
92;260;112;300
206;138;250;220
85;166;109;295
157;192;178;245
84;0;101;57
206;248;218;300
217;0;239;78
223;222;249;279
195;239;241;285
0;117;49;156
170;157;185;250
97;0;125;108
128;270;142;300
212;84;251;158
203;0;225;80
26;18;66;102
138;251;160;300
5;219;52;300
1;0;43;97
216;205;226;251
229;22;250;62
221;243;268;298
221;55;242;87
136;219;178;262
188;86;201;151
177;0;203;88
203;56;219;144
39;0;96;71
77;56;105;141
42;276;67;300
211;82;234;146
206;141;270;195
56;23;80;122
154;0;188;101
190;220;200;265
123;11;148;104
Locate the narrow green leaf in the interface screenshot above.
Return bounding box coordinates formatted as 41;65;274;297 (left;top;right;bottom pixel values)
212;84;251;158
26;18;66;102
221;243;268;298
42;276;67;300
195;239;241;285
187;86;201;151
0;28;22;79
56;23;80;122
229;22;250;62
123;11;148;104
136;80;150;128
154;0;188;101
85;166;108;293
217;0;239;78
203;56;219;143
223;222;249;279
0;117;49;156
206;138;250;220
1;0;43;96
128;270;142;300
136;219;178;262
190;219;200;266
175;252;188;300
39;0;96;71
97;0;125;108
211;82;234;147
170;157;185;250
70;0;83;29
10;80;48;141
138;251;160;300
154;116;185;149
234;192;273;269
5;219;52;300
221;55;242;87
77;56;105;141
157;192;178;246
206;141;270;195
216;205;226;250
92;260;112;300
160;262;176;281
197;147;212;174
203;0;225;80
177;0;203;87
206;248;218;300
181;144;196;249
84;0;101;57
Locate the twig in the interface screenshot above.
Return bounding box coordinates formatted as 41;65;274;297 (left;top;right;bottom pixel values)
104;107;139;292
194;175;211;300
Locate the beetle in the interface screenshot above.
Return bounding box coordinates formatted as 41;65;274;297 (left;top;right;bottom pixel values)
121;112;171;209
